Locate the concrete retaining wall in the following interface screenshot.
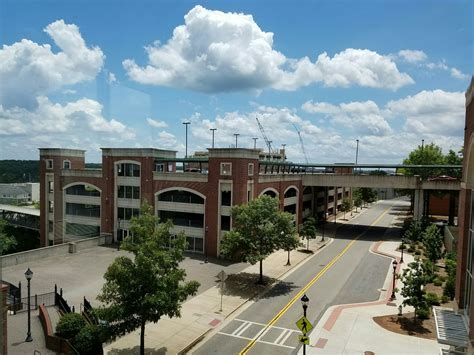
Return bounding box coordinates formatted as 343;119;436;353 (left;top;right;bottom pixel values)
444;226;458;253
1;234;113;267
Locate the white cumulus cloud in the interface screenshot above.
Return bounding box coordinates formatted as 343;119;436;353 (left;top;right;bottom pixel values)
0;19;104;109
398;49;427;63
450;67;469;80
147;118;168;128
123;6;413;92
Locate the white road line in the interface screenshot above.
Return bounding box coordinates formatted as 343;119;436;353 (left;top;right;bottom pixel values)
274;329;289;345
235;322;252;337
234;318;298;332
278;328;293;345
232;321;249;336
216;332;295;350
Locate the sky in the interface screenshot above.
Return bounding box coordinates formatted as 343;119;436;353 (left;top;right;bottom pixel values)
0;0;472;163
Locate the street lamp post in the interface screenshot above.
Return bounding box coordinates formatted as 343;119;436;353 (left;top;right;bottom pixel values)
234;133;240;148
183;122;191;158
355;139;359;174
421;139;424;151
300;294;309;355
210;128;217;148
252;137;258;149
25;268;33;342
390;260;398;300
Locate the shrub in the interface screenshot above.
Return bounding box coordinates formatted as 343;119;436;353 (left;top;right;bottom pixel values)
417;307;431;320
441;295;450;304
56;313;86;340
73;324;103;355
443;277;455;300
414;250;421;256
437;275;447;282
426;292;441;306
433;279;443;287
408;246;415;253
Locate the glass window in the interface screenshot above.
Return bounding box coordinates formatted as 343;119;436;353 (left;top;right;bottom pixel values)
46;159;53;169
221;190;231;206
48;221;53;233
48;181;54;193
48;201;54;213
118;185;125;198
285;188;297;198
117;163;140;177
156;163;164;172
248;163;254;176
194;237;203;252
220;162;231;175
66;202;100;218
63;160;71;169
221;215;231;231
263;190;277;198
133;186;140;199
66;185;100;197
125;186;133;199
158;190;204;204
158;210;204;228
168;163;173;172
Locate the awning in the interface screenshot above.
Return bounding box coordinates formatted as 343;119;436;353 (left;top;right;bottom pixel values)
433;307;469;348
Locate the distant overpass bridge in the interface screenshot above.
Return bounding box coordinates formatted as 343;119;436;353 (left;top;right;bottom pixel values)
0;204;40;231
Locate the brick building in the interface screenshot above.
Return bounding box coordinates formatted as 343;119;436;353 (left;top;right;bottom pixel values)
39;147;351;256
452;76;474;352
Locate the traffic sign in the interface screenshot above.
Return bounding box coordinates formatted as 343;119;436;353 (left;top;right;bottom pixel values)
296;316;313;334
217;270;228;282
299;335;310;345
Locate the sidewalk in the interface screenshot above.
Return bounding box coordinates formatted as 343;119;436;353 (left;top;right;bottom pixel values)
300;225;448;354
104;232;336;354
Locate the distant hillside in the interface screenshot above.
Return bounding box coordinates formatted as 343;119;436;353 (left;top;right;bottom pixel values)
0;160;39;183
0;160;102;183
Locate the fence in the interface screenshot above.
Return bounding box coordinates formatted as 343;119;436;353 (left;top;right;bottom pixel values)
82;296;98;324
55;285;73;314
7;283;73;314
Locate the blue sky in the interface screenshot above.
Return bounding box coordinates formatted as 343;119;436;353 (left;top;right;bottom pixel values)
0;0;472;163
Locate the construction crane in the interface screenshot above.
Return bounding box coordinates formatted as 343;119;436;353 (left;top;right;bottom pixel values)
293;124;309;164
255;116;273;156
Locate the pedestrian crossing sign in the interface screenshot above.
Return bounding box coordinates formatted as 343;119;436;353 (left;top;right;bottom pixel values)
299;335;310;344
296;316;313;334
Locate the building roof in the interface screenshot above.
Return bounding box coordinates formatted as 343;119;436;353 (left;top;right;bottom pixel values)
0;184;29;197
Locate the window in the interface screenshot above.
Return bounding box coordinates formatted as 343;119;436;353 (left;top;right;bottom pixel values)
48;201;54;213
221;190;231;206
48;181;54;193
63;160;71;169
48;221;53;233
263;190;277;198
158;210;204;228
117;207;140;220
46;159;53;169
117;163;140;177
155;163;164;172
220;162;232;175
221;215;231;231
248;163;254;176
66;185;100;197
66;202;100;218
117;185;140;199
158;190;204;204
168;163;173;172
284;188;297;198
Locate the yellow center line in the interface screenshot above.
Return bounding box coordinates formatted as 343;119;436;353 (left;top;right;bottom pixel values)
239;203;393;354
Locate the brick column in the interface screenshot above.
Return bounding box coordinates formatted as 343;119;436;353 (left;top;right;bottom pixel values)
1;284;8;355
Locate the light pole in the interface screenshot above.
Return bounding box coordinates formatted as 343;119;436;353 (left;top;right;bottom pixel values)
390;260;398;300
300;294;309;355
421;139;424;151
252;137;258;149
183;122;191;158
355;139;359;174
210;128;217;148
25;268;33;342
204;226;208;263
234;133;240;148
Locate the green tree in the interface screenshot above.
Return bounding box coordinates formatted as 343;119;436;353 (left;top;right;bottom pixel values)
0;220;17;255
423;224;444;263
300;217;317;251
220;195;296;284
340;199;352;220
404;219;424;243
403;142;456;179
444;149;463;178
399;257;430;320
97;203;199;355
353;188;376;207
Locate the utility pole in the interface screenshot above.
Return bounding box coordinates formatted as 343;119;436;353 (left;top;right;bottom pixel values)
252;137;258;149
183;122;191;158
234;133;240;148
210;128;217;148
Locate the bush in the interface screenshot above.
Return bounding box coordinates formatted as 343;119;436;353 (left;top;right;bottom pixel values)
437;275;447;282
426;292;441;306
73;324;103;355
417;307;431;320
408;246;415;253
414;250;421;256
56;313;86;340
433;279;443;287
441;295;450;304
443;277;455;299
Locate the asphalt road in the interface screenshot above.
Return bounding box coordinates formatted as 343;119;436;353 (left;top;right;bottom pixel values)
193;199;407;355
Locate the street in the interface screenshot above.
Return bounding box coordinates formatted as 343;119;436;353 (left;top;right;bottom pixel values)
193;199;407;354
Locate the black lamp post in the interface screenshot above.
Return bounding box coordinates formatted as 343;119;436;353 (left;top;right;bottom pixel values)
390;260;398;300
234;133;240;148
300;294;309;355
400;238;405;264
25;267;33;342
252;137;258;149
321;217;326;242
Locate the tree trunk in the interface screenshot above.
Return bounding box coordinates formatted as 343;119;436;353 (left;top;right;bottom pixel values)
306;238;309;250
259;259;264;284
140;318;146;355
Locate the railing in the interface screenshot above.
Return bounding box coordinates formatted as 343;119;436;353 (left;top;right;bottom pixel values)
82;296;98;325
55;285;73;314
